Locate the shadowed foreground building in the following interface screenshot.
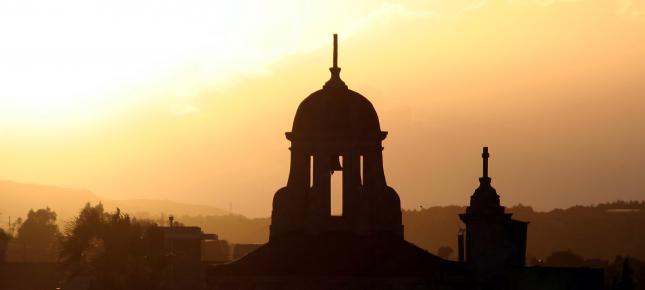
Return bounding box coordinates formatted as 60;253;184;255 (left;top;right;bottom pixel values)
206;35;603;290
149;224;216;290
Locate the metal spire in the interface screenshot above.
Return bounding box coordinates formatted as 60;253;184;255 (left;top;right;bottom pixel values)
333;33;338;68
324;33;347;89
482;147;490;178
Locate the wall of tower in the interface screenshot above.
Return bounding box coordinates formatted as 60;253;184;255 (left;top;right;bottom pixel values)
461;215;527;272
271;137;402;239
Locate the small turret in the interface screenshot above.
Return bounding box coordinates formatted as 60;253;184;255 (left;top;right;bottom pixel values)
459;147;528;271
270;34;402;239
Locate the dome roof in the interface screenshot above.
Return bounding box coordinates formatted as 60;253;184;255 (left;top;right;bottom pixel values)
289;34;383;140
291;84;382;138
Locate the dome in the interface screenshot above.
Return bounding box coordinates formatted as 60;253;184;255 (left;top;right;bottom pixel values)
291;85;382;137
289;34;383;140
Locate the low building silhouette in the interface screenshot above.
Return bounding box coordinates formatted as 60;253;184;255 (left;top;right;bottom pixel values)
206;34;604;290
202;239;231;264
231;243;262;260
149;219;216;290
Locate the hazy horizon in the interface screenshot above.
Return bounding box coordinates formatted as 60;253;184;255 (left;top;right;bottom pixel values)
1;0;645;217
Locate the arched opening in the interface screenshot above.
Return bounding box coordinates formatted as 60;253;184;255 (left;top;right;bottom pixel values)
330;155;343;216
309;155;314;188
360;155;364;186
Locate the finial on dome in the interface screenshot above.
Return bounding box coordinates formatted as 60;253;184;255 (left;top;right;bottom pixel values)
482;147;490;178
324;33;347;89
333;33;338;68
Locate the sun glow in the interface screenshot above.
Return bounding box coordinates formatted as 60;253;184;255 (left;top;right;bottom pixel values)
2;0;644;216
0;1;261;129
0;1;282;130
0;0;397;131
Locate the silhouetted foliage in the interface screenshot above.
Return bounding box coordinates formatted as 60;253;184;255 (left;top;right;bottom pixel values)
15;207;61;261
543;250;586;267
172;201;645;263
9;217;22;236
0;228;10;263
59;203;166;290
534;253;643;290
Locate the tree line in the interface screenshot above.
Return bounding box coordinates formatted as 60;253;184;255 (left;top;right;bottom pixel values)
1;204;171;290
0;200;643;289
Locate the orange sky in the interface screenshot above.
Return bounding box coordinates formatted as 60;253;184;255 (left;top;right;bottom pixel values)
1;0;644;217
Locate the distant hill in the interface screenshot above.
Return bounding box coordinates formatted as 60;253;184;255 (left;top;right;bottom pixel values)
175;201;645;262
2;180;643;262
0;180;99;223
402;202;645;262
0;180;227;225
104;198;229;221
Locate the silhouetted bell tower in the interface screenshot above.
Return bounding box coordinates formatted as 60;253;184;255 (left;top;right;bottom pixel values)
459;147;528;272
270;34;403;239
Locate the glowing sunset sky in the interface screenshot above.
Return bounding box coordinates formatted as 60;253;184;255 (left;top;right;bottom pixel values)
1;0;644;216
